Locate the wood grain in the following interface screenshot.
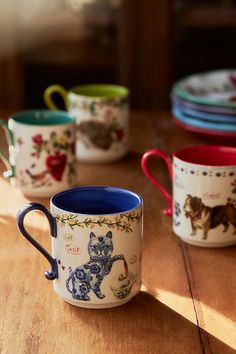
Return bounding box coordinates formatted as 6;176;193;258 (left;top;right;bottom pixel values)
0;112;235;353
149;111;236;352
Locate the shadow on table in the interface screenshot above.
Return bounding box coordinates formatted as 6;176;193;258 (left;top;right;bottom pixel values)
67;291;235;354
1;212;234;353
1;144;236;350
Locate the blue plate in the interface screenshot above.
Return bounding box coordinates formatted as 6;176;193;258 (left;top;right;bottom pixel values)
172;106;236;132
171;93;236;115
172;102;236;123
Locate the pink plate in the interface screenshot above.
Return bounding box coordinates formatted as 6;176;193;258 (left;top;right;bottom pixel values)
172;117;236;146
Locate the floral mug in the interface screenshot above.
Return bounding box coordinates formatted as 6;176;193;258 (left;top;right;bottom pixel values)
0;110;76;197
17;186;143;308
44;84;129;163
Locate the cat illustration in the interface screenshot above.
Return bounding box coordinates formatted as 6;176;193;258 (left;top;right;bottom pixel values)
66;231;126;301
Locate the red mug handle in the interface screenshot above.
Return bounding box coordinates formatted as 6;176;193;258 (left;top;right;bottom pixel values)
141;148;173;216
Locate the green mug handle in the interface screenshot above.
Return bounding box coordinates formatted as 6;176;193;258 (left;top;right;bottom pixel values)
0;119;14;178
44;84;68;111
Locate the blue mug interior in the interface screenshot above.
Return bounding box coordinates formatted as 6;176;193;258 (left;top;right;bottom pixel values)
11;110;75;126
52;186;142;215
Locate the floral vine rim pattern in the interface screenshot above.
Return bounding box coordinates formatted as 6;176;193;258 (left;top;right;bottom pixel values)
54;210;143;233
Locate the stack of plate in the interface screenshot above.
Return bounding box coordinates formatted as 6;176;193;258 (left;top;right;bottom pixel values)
171;69;236;144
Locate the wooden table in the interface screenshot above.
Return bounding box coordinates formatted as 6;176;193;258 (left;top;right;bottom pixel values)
0;111;235;353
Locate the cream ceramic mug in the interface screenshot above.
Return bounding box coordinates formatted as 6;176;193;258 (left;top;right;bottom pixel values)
141;146;236;247
17;186;143;309
44;84;129;163
0;110;76;197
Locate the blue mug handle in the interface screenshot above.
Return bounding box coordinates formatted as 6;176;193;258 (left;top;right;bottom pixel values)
17;203;58;280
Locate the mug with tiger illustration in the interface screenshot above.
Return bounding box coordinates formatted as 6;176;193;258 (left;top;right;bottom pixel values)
0;110;76;197
44;84;129;163
17;186;143;308
141;146;236;247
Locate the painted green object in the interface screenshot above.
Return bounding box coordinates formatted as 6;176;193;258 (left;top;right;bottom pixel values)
71;84;129;98
54;210;143;233
0;110;75;179
44;85;69;111
173;80;236;108
44;84;129;111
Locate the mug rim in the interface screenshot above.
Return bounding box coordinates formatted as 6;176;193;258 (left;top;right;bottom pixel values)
68;84;129;99
51;186;142;215
174;145;236;167
10;109;75;126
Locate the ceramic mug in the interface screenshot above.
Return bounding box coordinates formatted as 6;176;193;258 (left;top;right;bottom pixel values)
17;186;143;308
0;110;76;197
141;146;236;247
44;84;129;163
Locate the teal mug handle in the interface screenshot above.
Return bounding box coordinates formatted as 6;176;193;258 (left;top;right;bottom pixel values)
0;119;15;178
44;84;68;111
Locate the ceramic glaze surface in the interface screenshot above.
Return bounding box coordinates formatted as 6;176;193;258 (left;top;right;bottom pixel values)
17;187;143;309
51;201;143;307
173;69;236;107
68;92;129;162
173;156;236;247
44;84;129;163
141;147;236;247
172;107;236;132
8;112;76;197
173;104;236;123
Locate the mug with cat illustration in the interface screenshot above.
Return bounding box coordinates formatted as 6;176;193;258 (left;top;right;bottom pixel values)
0;110;76;197
17;186;143;308
44;84;129;163
141;146;236;248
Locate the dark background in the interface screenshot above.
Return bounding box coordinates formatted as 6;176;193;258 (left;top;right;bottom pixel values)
1;0;236;111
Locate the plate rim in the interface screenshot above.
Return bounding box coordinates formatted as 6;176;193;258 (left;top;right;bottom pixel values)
172;107;236;132
173;69;236;108
172;116;236;138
